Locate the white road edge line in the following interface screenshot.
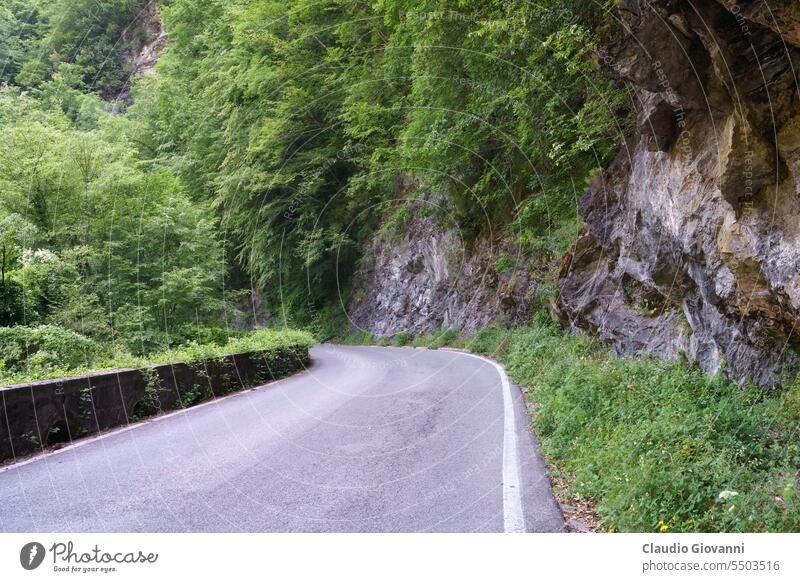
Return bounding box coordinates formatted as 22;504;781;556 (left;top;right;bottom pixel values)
442;349;527;533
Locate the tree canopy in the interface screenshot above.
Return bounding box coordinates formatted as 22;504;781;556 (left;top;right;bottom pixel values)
140;0;628;319
0;0;628;359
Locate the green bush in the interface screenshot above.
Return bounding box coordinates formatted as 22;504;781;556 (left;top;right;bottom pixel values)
0;325;102;376
0;280;26;326
305;303;350;343
175;325;243;348
468;326;513;356
493;253;512;275
427;329;460;349
343;330;375;345
408;328;461;349
393;331;414;346
223;328;315;354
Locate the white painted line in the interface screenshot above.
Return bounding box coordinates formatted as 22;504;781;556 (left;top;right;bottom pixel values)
442;350;526;533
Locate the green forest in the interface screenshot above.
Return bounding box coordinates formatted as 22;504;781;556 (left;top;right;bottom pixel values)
0;0;624;381
2;0;799;533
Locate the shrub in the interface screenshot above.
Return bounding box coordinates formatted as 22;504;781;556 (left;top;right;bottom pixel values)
424;328;460;350
0;325;102;377
0;280;25;326
493;253;512;274
0;326;315;386
343;330;375;345
224;328;315;354
393;331;414;346
176;325;242;348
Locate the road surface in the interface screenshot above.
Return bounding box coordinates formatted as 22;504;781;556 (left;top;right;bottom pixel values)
0;345;564;532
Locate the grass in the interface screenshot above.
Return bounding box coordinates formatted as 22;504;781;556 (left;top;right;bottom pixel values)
341;315;800;532
0;327;316;386
342;327;464;350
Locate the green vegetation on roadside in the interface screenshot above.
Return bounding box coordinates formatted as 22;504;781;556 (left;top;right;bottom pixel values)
352;320;800;533
0;326;315;386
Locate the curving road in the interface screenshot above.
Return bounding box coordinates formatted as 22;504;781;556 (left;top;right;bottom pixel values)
0;345;564;532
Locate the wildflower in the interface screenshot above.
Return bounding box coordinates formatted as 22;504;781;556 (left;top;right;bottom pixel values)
718;490;738;501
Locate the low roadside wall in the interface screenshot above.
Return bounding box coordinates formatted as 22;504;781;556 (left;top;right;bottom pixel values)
0;346;310;463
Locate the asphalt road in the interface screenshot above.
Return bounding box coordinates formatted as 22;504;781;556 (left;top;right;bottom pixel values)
0;345;564;532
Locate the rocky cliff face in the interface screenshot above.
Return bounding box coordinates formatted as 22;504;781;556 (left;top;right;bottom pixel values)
556;0;800;386
348;201;540;337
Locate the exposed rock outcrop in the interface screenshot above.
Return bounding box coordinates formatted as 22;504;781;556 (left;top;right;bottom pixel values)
557;0;800;386
348;201;540;337
116;0;167;103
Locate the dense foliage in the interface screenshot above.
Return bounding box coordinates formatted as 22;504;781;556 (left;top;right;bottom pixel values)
0;89;230;354
2;0;144;97
0;324;100;376
142;0;628;322
494;325;800;533
2;0;628;360
0;1;249;366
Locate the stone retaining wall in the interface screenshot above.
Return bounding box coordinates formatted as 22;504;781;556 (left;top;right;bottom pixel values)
0;346;310;463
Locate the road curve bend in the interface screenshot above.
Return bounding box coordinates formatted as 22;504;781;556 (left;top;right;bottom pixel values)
0;345;565;533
